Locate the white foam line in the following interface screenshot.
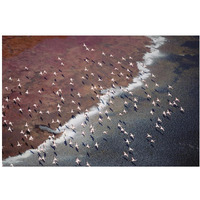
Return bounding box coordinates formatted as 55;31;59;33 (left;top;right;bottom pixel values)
2;36;166;165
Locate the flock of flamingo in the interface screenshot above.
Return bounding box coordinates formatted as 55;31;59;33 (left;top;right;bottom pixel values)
3;41;185;166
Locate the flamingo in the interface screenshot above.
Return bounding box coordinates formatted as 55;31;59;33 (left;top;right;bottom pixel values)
125;139;130;145
147;94;151;99
175;97;180;102
129;147;134;152
95;142;99;149
76;158;81;165
130;133;135;140
146;133;152;138
17;141;22;147
150;110;154;115
131;157;137;162
168;92;172;97
168;85;173;89
157;117;162;123
180;107;184;112
150;139;155;144
123;152;128;157
152;74;156;78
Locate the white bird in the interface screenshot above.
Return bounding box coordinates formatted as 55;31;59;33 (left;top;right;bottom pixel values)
168;85;173;89
123;152;128;157
39;111;43;114
147;133;152;138
155;123;160;128
130;133;135;139
25;90;29;94
150;139;155;143
122;57;126;61
25;122;28;127
168;92;172;97
75;143;79;149
8;127;12;132
103;131;107;134
152;101;156;106
157;117;162;123
134;103;138;109
129;62;133;66
147;94;151;99
129;147;134;152
156;98;160;102
86;162;90;167
5;86;8;91
9;77;12;81
81;131;86;136
95;142;99;149
125;139;130;145
152;74;156;78
180;107;184;112
77;92;81;97
166;110;171;115
160;126;165;131
131;157;137;162
53;72;57;76
175;97;180;102
5;97;9;102
76;158;81;165
29;136;33;141
52;157;58;164
25;66;29;70
155;83;159;87
150;110;154;115
16;97;21;101
102;52;105;56
17;141;22;147
86;144;90;149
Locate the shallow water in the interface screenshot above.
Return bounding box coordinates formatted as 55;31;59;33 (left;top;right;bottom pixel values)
3;36;199;166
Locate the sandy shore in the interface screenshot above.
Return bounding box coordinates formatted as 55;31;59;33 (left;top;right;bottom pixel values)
2;36;151;159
